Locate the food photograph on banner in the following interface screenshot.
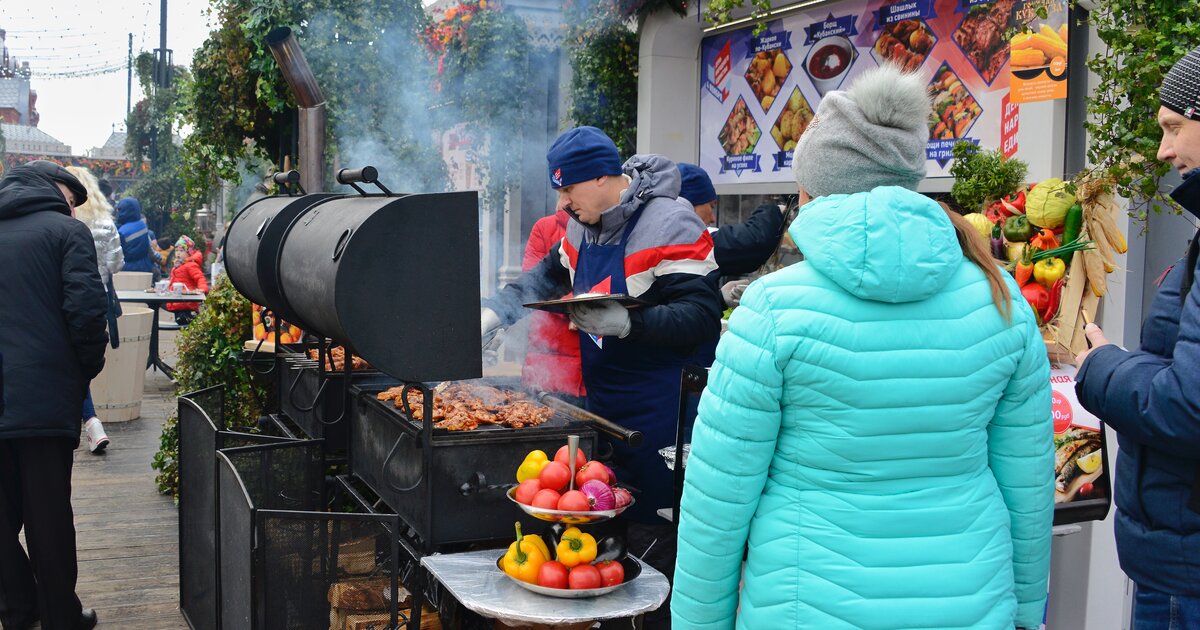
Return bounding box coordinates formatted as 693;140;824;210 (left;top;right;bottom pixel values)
698;0;1071;186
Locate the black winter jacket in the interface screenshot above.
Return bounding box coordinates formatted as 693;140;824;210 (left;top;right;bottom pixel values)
712;202;786;276
1076;170;1200;596
0;165;108;444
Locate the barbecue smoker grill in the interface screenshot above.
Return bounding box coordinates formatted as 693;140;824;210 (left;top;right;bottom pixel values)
224;168;641;559
224;167;482;382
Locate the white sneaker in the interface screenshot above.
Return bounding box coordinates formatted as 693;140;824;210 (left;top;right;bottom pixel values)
83;417;109;454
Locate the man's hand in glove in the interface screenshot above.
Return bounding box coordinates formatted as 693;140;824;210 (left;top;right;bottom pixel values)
567;301;632;338
481;307;502;348
721;280;749;308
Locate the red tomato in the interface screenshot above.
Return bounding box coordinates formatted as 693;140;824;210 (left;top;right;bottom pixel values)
1021;283;1050;317
575;461;611;488
532;489;562;510
568;563;603;590
537;561;570;589
538;461;571;492
557;490;591;512
515;479;543;505
594;560;624;586
1078;482;1095;498
554;445;588;473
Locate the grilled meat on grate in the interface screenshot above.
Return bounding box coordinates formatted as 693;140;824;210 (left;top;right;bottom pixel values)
374;384;552;431
308;346;371;371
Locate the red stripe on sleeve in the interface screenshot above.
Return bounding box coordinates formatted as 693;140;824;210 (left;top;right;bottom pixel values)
624;231;715;277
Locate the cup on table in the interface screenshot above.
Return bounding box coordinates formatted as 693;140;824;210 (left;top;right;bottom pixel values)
155;280;170;295
171;282;186;296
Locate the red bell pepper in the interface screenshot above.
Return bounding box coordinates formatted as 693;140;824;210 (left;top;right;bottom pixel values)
1003;189;1027;213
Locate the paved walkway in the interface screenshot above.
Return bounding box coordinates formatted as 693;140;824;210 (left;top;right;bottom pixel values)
69;329;188;629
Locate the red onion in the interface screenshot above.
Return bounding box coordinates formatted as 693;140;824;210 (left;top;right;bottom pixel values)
580;480;615;511
611;486;633;509
600;463;616;485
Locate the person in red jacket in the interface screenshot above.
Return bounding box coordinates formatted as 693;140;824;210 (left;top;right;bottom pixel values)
164;235;208;326
521;209;585;404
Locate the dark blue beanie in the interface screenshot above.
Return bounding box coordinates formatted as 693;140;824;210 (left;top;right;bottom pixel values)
546;126;622;189
677;163;717;206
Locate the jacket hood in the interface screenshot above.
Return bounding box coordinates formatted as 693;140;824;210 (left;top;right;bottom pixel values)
790;186;960;303
584;154;682;243
116;197;143;225
0;163;73;220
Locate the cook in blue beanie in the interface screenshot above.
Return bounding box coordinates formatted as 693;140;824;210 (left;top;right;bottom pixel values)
546;126;623;189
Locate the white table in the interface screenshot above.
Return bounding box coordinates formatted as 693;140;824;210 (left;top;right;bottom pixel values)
116;290;205;377
422;549;670;627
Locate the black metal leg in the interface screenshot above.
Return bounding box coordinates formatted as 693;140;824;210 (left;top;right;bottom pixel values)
147;304;161;371
146;304;177;379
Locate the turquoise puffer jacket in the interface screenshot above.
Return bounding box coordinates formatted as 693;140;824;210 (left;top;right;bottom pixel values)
672;187;1054;630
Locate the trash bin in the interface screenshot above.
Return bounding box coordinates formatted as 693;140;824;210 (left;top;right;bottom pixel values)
90;306;153;422
112;271;153;291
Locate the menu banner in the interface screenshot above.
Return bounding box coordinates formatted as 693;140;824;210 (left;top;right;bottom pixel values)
804;13;860;44
698;0;1069;185
1050;365;1112;524
1008;0;1069;104
874;0;938;27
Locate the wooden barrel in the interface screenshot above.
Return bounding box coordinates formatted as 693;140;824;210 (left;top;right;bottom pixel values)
91;307;154;422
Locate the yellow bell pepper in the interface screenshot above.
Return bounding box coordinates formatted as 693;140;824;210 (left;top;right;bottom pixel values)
515;450;550;483
1034;256;1066;288
501;522;548;584
555;526;597;567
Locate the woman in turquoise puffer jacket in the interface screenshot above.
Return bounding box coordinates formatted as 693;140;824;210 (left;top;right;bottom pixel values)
672;65;1054;630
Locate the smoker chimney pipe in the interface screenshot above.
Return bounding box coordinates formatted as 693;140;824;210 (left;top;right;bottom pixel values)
266;27;326;193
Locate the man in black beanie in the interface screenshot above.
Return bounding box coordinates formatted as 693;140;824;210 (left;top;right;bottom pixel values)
1075;44;1200;627
0;160;106;629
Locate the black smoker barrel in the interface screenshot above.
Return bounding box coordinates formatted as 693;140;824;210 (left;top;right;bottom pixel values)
276;191;482;382
224;192;341;333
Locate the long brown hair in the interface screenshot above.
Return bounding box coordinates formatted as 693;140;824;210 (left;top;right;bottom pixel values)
939;203;1012;323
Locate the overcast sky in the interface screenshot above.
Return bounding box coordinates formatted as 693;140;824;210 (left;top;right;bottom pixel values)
2;0;445;155
1;0;218;154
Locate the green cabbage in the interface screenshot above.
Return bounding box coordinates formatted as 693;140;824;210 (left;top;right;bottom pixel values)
1025;178;1075;229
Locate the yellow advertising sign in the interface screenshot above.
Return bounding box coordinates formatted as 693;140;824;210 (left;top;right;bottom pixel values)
1008;1;1069;104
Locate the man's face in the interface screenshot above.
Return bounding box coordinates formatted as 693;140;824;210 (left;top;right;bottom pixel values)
1157;106;1200;174
54;182;78;215
694;201;716;225
556;177;612;225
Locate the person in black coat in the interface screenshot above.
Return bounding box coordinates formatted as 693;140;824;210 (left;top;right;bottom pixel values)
1075;45;1200;627
676;163;786;305
0;160;106;630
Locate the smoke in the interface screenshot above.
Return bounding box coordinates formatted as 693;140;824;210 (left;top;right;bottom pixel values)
295;3;566;373
297;5;448;194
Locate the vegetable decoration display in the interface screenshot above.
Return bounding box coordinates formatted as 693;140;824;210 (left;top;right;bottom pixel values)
950;143;1129;348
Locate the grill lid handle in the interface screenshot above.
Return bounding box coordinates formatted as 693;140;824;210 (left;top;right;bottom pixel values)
271;170;305;196
541;395;644;447
336;166;394;197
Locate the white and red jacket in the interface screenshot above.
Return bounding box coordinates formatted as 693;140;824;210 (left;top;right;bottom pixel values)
487;155;723;352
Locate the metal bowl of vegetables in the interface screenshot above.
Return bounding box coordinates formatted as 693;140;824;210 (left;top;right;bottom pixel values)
506;485;635;524
494;555;642;599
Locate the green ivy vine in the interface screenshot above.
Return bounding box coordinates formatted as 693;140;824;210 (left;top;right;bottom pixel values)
565;1;640;156
703;0;774;34
152;275;265;497
430;2;533;214
1084;0;1200;221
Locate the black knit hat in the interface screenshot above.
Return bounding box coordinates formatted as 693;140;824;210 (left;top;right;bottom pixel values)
22;160;88;206
1162;44;1200;121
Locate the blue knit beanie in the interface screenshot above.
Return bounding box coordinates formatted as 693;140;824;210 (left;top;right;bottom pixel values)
677;163;717;206
546;126;622;189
